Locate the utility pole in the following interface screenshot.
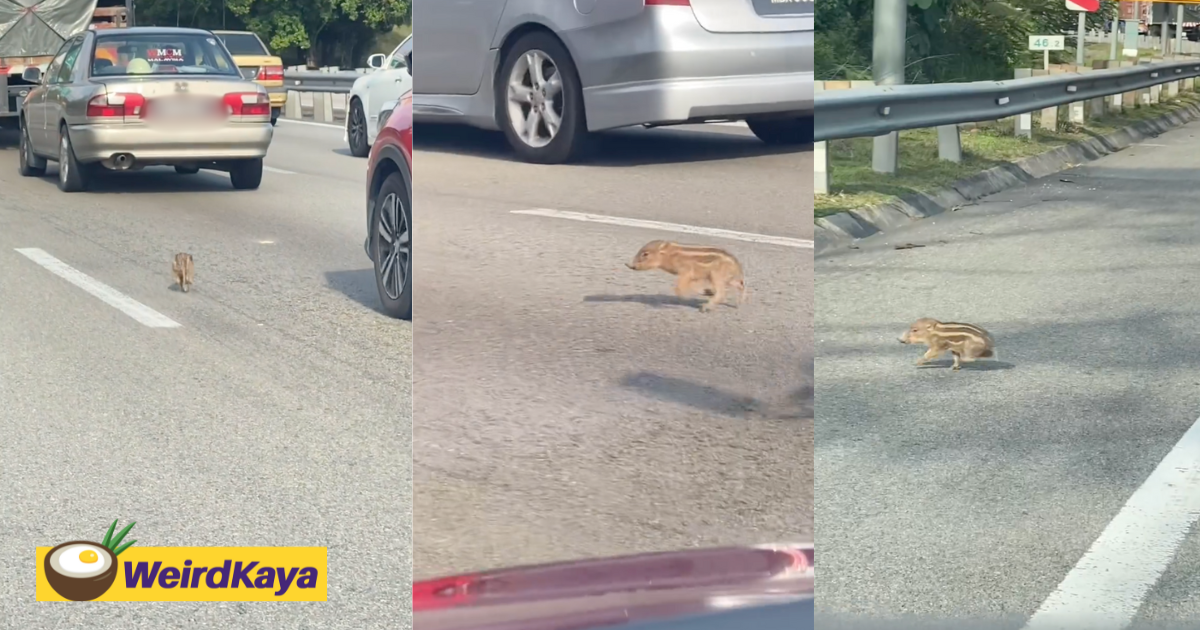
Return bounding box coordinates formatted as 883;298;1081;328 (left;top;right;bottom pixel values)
871;0;907;175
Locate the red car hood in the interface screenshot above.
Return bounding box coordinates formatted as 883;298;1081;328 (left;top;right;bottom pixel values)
413;543;814;630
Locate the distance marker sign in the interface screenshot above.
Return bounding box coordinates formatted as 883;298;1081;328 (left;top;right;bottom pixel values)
1066;0;1098;11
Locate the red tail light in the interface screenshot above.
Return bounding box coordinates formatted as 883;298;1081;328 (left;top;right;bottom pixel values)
256;65;284;81
413;574;479;612
223;92;270;117
86;92;146;118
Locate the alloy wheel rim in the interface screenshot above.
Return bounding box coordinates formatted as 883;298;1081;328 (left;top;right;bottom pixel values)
351;106;366;148
506;49;564;149
59;135;68;183
376;191;410;300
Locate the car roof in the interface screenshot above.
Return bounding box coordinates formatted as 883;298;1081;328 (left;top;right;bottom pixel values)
95;26;215;37
210;30;258;36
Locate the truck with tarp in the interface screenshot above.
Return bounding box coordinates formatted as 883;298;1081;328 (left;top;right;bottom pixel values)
0;0;133;126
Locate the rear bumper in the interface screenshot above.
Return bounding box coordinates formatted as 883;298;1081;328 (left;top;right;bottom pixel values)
266;86;287;108
569;8;812;130
67;123;274;164
583;71;813;131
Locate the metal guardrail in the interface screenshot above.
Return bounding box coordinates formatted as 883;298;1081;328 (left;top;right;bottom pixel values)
282;69;362;94
814;58;1200;142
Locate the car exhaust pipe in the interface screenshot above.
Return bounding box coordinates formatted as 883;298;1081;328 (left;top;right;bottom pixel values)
111;153;134;170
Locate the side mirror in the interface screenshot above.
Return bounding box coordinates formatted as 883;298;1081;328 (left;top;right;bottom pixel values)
367;53;385;70
22;67;41;83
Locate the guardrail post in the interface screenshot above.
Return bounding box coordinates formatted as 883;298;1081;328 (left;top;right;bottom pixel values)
1014;68;1033;138
814;82;829;195
814;137;830;196
1148;57;1163;104
937;125;962;163
1081;66;1106;119
285;90;301;120
313;91;334;123
1121;60;1140;109
1034;68;1058;131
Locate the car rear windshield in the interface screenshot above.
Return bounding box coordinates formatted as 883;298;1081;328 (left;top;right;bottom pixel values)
92;33;240;77
217;32;269;56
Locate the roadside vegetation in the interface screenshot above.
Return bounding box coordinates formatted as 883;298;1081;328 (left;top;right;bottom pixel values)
135;0;410;67
814;0;1195;218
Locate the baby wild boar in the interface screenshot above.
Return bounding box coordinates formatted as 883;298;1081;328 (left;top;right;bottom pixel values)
626;240;746;312
899;318;995;371
172;252;194;293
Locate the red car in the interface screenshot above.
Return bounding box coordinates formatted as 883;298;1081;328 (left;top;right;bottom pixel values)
413;543;814;630
365;69;412;320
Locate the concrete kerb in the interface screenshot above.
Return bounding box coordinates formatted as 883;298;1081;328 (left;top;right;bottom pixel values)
814;101;1200;256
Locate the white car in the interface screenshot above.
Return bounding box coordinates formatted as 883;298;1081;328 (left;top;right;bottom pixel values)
346;35;412;157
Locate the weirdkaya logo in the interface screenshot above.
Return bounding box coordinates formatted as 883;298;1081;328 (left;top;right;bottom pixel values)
37;520;327;602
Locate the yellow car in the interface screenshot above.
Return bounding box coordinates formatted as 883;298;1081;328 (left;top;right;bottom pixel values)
212;30;285;125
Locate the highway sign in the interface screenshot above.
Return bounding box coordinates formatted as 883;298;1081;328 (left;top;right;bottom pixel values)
1029;35;1067;51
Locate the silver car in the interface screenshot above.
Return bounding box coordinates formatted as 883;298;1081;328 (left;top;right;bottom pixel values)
18;26;274;192
416;0;813;163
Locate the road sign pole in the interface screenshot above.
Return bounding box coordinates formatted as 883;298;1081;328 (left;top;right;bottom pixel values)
871;0;906;175
1161;3;1171;54
1110;3;1119;60
1176;3;1185;55
1077;10;1087;66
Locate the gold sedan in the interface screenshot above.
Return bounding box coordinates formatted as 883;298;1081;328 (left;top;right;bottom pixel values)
18;26;274;192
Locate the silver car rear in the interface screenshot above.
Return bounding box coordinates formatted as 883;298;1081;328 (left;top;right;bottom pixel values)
415;0;812;163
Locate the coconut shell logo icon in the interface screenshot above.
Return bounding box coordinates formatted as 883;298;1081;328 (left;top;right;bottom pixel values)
44;520;136;601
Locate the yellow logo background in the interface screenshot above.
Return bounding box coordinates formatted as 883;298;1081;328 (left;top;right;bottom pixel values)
37;546;327;601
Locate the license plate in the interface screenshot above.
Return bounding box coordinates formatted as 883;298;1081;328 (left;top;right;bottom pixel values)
750;0;813;17
148;97;218;121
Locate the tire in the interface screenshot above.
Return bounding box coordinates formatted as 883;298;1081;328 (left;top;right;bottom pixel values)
229;158;263;190
271;108;280;127
57;126;91;193
175;165;201;175
18;120;46;177
496;31;589;164
371;171;412;320
747;116;814;146
347;99;370;158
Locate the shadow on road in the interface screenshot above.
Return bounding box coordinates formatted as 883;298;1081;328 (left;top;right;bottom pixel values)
75;169;238;194
916;360;1015;371
619;371;762;418
618;370;813;420
583;293;707;309
324;268;386;315
414;122;805;166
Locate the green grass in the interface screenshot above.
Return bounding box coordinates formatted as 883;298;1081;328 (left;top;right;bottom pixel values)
816;91;1200;218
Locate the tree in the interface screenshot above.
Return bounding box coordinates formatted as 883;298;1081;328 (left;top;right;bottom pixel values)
817;0;1118;83
225;0;409;66
134;0;410;66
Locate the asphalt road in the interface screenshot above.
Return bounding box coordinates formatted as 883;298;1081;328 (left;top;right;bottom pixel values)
815;120;1200;629
0;120;412;628
413;123;814;579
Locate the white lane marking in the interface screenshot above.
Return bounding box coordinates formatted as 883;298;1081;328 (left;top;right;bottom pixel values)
1021;417;1200;630
14;248;181;329
277;118;343;130
511;209;813;249
263;165;296;175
